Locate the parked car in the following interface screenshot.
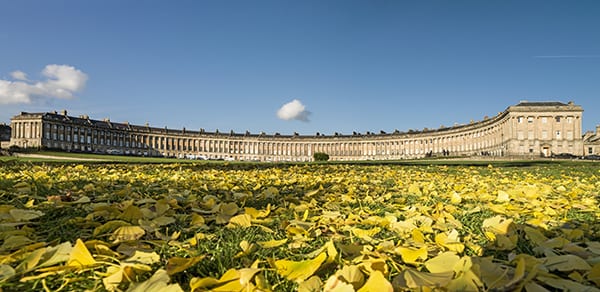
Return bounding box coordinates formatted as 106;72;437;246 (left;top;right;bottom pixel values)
551;153;578;159
582;154;600;160
106;149;123;155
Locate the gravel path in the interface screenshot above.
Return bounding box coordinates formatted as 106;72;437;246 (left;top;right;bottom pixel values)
13;153;104;161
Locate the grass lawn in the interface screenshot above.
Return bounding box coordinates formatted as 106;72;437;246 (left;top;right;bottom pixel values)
0;160;598;290
1;150;595;167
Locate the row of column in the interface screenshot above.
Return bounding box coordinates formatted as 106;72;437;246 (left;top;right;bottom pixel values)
43;125;150;150
149;130;503;158
11;121;41;139
38;120;507;159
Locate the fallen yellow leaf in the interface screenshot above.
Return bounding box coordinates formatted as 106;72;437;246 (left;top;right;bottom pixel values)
166;256;205;275
258;238;287;248
424;252;460;274
396;246;428;265
127;269;183;292
111;226;146;243
67;239;96;268
357;270;392;292
271;252;327;282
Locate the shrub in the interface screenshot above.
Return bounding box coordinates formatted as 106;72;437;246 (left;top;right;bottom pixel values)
8;145;21;152
313;152;329;161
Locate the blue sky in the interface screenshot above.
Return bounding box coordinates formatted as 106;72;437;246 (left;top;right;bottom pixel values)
1;0;599;134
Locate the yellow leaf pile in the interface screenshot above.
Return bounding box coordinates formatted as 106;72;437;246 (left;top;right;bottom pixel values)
0;162;599;290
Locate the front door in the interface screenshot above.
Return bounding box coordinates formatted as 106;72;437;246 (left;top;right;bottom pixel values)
542;147;550;157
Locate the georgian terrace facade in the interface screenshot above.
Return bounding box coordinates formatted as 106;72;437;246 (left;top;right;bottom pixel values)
8;101;585;161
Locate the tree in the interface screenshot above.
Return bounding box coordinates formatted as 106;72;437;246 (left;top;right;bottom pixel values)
313;152;329;161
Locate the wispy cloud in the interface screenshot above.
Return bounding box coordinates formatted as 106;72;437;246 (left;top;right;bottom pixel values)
277;99;311;122
533;55;600;59
0;64;88;105
10;71;28;81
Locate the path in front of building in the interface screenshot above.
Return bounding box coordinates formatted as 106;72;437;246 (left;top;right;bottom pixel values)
13;153;104;161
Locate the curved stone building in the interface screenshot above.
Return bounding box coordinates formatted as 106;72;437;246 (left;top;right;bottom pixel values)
583;125;600;156
8;101;588;161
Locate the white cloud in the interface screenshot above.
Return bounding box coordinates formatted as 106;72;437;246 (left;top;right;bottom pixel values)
277;99;311;122
10;70;28;81
0;64;88;104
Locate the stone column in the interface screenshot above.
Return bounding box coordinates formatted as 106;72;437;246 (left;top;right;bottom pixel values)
26;122;31;139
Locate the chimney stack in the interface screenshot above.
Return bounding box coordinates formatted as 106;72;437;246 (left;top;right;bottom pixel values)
61;110;68;116
596;125;600;136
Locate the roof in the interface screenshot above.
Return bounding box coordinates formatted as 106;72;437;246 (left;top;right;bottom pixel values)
508;101;583;113
585;135;600;143
514;101;568;107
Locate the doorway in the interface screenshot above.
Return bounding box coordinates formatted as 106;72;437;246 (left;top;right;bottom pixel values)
542;146;550;157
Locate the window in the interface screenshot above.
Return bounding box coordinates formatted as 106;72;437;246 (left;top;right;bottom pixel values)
542;130;548;139
518;131;524;140
567;116;573;123
590;147;594;154
517;117;523;123
542;117;547;123
556;130;561;139
527;117;534;123
555;116;561;123
567;131;573;140
528;131;534;139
